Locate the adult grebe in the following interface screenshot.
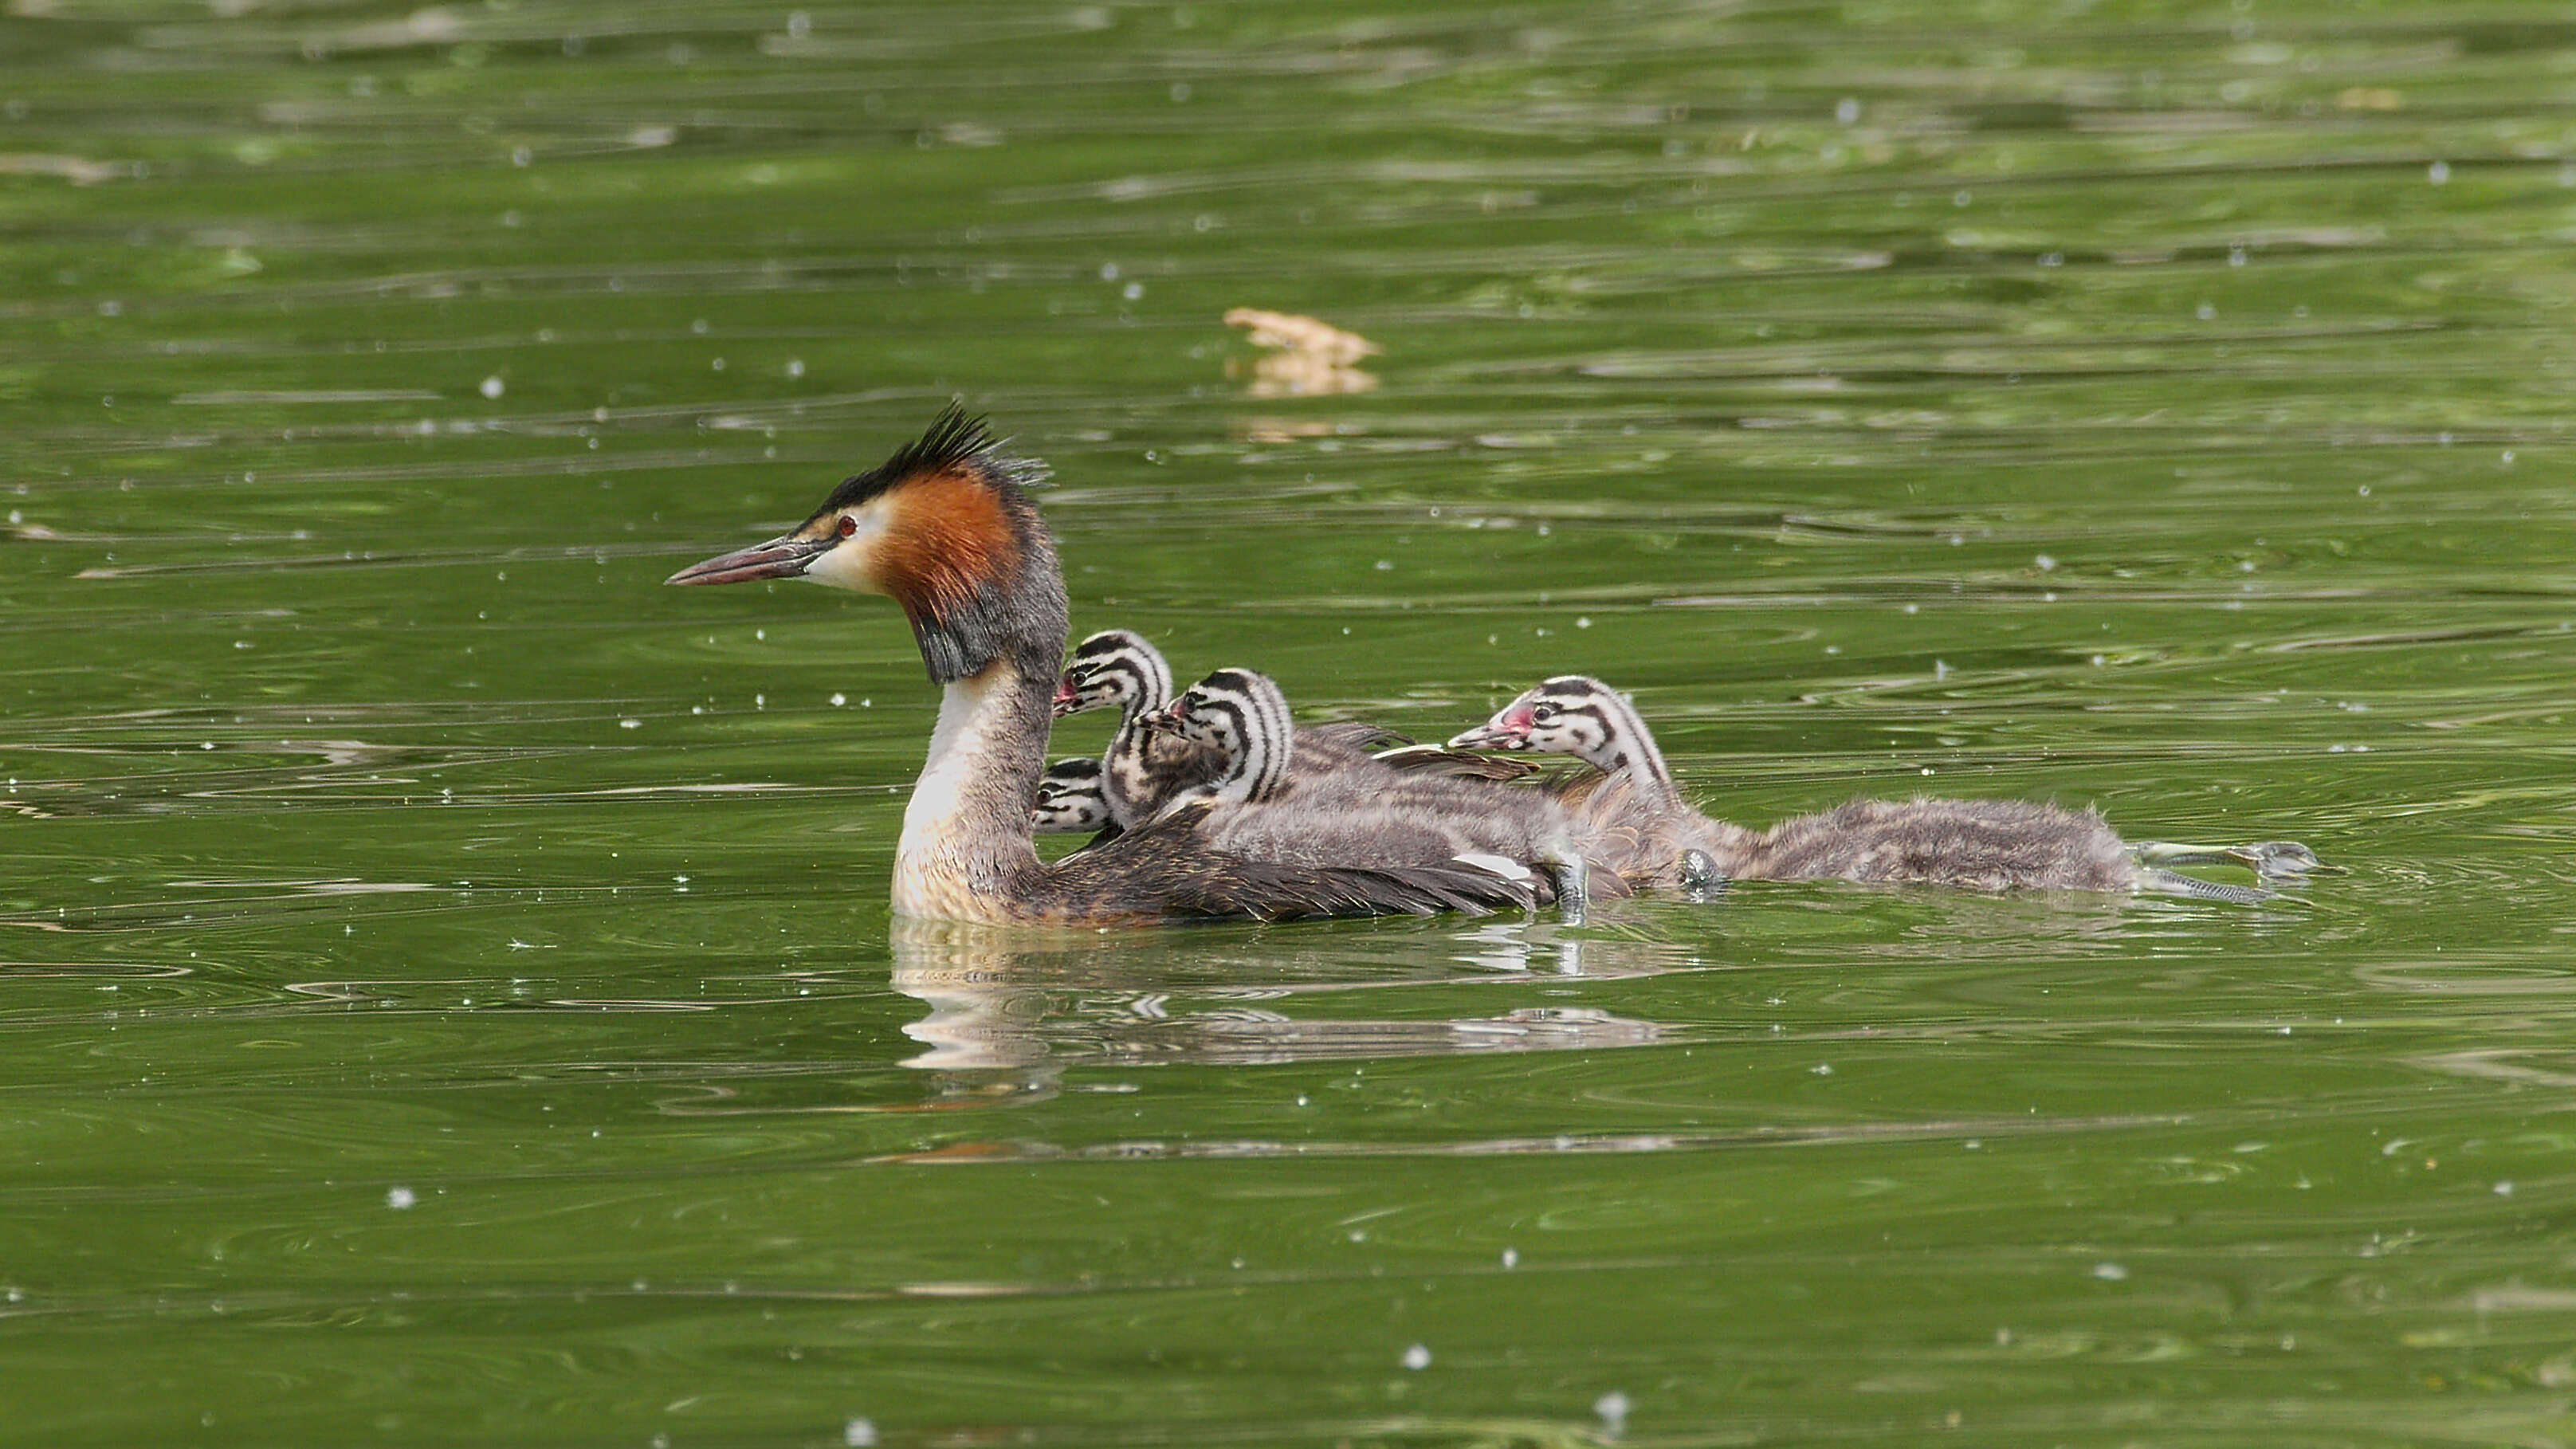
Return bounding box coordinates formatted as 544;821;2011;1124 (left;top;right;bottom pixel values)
1455;675;2319;896
666;406;1537;925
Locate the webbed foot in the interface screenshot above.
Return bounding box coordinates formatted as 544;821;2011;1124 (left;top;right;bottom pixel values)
1678;847;1727;902
2132;838;2330;882
1549;855;1592;927
2137;868;2272;905
2235;841;2329;879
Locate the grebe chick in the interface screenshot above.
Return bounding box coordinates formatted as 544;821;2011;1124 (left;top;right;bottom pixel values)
1031;757;1114;836
666;406;1538;925
1455;675;2315;897
1051;630;1213;829
1447;675;1747;890
1141;667;1615;918
1052;628;1490;825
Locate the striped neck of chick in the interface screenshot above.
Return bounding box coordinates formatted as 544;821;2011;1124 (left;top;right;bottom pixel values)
1451;676;1679;799
1141;667;1294;810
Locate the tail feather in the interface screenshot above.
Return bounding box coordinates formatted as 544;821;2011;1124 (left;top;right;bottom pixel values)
1372;743;1544;782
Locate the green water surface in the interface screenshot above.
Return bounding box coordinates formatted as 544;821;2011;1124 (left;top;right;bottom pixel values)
6;1;2576;1443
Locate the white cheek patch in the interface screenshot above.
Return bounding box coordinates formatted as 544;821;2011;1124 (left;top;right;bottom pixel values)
800;503;893;594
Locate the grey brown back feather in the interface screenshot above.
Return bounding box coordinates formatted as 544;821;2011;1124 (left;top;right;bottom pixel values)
1462;676;2151;892
1070;636;1528;820
1038;800;1542;921
1156;670;1621;902
1733;797;2138;889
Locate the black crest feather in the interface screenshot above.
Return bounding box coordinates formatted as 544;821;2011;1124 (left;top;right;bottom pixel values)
795;403;1066;685
819;402;1050;515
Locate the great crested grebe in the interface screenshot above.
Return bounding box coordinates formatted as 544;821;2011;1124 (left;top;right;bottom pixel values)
1454;675;2319;896
665;406;1539;925
1136;666;1616;916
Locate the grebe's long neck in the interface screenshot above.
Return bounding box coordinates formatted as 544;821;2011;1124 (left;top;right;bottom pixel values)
1106;646;1176;776
1228;675;1294;803
1518;677;1680;800
892;658;1054;922
1114;645;1176;721
1584;685;1678;799
1195;669;1294;805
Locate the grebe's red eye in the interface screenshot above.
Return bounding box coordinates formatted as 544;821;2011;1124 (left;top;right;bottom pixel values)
836;514;858;539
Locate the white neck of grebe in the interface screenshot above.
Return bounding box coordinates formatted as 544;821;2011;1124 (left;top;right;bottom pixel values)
892;661;1046;922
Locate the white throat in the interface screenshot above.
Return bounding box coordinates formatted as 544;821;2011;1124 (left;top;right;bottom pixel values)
891;665;1027;921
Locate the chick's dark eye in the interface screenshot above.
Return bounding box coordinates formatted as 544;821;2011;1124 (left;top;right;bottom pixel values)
836;514;858;539
1531;703;1558;721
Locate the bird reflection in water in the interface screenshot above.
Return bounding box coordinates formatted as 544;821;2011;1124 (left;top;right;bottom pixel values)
887;917;1683;1087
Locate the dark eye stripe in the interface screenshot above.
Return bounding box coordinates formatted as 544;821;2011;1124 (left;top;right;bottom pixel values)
1079;656;1152;691
1536;700;1608;728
